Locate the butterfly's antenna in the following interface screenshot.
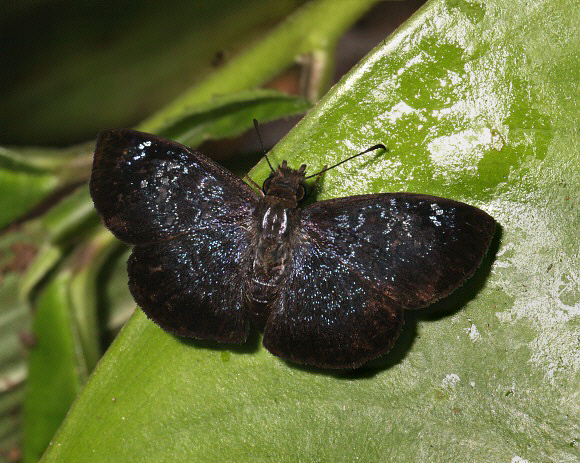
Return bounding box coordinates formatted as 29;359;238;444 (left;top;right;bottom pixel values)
253;119;275;172
305;143;387;179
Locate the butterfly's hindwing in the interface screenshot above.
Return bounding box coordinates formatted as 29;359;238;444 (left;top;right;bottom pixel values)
263;241;404;369
128;230;252;342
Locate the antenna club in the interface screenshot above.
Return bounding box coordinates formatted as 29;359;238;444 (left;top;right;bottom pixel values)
304;143;387;179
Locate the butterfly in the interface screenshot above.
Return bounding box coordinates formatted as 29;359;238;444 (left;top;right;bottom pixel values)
90;128;496;369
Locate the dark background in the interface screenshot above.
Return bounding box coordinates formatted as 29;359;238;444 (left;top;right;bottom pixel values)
0;0;426;147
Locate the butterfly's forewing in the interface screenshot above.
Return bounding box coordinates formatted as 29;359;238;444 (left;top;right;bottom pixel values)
91;129;258;243
264;193;495;368
90;129;259;342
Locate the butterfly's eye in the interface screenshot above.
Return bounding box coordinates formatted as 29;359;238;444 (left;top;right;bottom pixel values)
296;184;306;202
262;176;273;193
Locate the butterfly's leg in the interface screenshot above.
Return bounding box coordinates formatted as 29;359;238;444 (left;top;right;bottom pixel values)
244;174;265;196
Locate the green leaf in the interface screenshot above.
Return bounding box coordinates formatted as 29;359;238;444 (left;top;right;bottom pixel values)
67;230;125;374
23;273;83;463
19;186;99;299
41;0;579;462
0;147;58;229
0;141;94;229
0;236;32;460
155;89;311;146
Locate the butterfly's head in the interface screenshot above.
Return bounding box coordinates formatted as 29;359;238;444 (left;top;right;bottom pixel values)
262;161;307;202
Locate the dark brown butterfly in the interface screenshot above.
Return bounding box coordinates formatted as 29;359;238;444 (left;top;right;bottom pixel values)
90;128;495;369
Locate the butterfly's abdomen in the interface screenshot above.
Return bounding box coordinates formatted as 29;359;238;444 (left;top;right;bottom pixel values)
246;197;301;328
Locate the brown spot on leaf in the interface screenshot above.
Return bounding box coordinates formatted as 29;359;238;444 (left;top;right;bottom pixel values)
0;242;38;283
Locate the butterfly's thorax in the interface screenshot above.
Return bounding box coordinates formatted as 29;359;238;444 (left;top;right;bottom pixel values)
246;163;305;327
